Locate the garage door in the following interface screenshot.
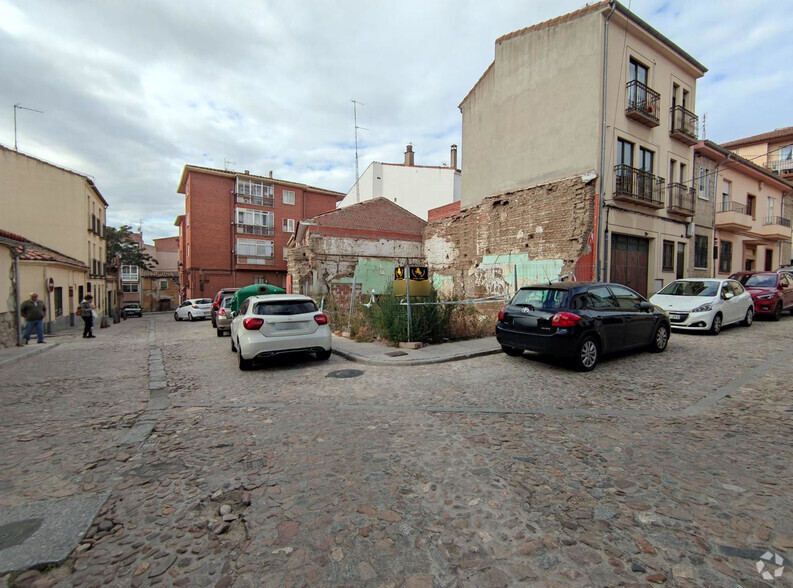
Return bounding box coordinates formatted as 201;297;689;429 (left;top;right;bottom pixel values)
610;234;649;297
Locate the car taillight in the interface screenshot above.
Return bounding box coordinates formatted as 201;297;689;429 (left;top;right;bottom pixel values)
498;306;506;321
314;313;328;325
243;317;264;330
551;311;581;328
218;309;226;316
192;305;199;309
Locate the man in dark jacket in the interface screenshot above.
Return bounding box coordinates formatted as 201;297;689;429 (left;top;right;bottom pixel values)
21;292;46;344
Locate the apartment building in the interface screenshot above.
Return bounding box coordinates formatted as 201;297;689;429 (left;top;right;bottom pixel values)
695;141;793;274
458;1;707;296
722;126;793;183
338;145;461;220
0;144;111;328
176;166;343;300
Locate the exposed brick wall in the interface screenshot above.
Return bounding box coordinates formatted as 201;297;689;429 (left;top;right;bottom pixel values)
427;201;461;222
424;176;595;298
309;198;426;237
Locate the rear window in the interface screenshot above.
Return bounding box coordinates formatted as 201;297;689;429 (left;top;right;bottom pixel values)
253;300;318;316
511;288;567;309
196;298;212;304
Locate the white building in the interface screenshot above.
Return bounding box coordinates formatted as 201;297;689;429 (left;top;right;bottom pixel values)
339;145;461;220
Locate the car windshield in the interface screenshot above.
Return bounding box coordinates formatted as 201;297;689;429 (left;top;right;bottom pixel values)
511;288;567;309
253;300;318;315
657;280;720;297
733;274;777;288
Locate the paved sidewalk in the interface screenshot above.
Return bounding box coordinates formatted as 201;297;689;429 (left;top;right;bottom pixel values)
0;320;115;368
331;334;501;366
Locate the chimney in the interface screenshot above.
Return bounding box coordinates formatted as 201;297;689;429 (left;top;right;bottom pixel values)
450;144;458;170
404;144;414;166
268;170;273;178
244;170;250;175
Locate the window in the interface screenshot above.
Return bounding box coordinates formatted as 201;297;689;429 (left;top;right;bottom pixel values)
282;190;296;205
694;235;709;268
159;279;169;290
283;247;289;260
628;58;649;110
235;179;274;205
697;165;710;200
122;283;139;293
617;138;634;167
54;287;63;318
721;179;731;210
282;218;295;232
121;265;139;282
767;196;776;221
586;286;616;310
779;145;792;161
609;285;643;310
669;159;677;184
236;238;273;258
639;147;654;173
662;241;674;271
719;240;732;273
747;195;756;219
236;208;274;227
676;243;685;280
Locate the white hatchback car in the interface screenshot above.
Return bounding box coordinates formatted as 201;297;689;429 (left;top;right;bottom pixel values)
230;294;332;370
174;298;213;321
650;278;753;335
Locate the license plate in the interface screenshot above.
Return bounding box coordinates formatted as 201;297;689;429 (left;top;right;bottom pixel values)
274;322;303;331
670;314;682;321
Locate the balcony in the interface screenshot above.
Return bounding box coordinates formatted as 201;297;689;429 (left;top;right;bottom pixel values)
236;223;275;236
236;255;275;266
767;157;793;178
669;105;699;146
625;80;660;128
667;183;696;217
715;201;752;232
756;216;793;241
614;165;665;208
235;193;274;207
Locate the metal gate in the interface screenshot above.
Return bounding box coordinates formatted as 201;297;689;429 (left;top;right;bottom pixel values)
610;234;649;297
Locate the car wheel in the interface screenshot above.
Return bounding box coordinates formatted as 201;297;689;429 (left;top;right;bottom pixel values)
238;344;253;371
572;336;599;371
315;349;332;360
216;328;224;337
174;312;179;321
230;337;236;352
188;312;194;321
649;323;669;353
772;303;782;322
501;345;523;357
741;307;754;327
709;313;722;336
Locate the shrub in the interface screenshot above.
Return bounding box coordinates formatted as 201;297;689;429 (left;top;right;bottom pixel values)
371;285;452;344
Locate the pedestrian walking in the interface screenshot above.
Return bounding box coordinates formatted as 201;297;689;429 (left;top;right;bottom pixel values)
20;292;46;344
79;294;97;338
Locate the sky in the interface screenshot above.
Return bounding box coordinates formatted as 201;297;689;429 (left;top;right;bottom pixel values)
1;0;791;241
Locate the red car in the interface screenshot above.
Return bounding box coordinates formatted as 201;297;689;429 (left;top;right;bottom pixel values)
729;271;793;321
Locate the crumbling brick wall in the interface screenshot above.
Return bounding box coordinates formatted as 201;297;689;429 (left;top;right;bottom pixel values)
424;175;596;299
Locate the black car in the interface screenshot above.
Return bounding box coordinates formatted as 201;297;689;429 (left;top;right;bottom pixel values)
496;282;670;371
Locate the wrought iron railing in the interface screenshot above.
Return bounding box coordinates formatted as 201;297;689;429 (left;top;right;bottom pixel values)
670;105;699;140
764;216;792;228
767;158;793;174
614;164;665;206
236;224;275;236
626;80;660;121
667;183;695;213
718;201;748;215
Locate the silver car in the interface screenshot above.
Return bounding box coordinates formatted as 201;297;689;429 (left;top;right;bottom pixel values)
215;295;234;336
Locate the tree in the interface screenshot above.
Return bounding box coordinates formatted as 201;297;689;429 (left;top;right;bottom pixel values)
105;225;159;271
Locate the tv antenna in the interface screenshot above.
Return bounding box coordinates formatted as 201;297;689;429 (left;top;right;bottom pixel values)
351;99;367;202
14;103;44;151
701;113;707;139
224;157;236;171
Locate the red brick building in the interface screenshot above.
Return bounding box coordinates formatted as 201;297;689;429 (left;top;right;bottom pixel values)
176;166;344;300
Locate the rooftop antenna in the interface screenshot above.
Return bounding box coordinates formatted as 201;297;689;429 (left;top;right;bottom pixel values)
138;219;143;234
224;157;236;171
351;99;368;202
14;103;44;151
701;113;707;140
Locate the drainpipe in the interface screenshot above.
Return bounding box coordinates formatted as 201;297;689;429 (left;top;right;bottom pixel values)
597;0;618;282
13;249;23;346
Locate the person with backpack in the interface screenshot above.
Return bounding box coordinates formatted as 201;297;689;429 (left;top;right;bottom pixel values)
21;292;46;344
79;294;96;338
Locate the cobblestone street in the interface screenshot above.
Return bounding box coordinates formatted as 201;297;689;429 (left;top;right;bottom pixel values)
1;313;792;587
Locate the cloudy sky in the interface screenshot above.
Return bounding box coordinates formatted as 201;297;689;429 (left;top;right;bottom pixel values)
1;0;791;240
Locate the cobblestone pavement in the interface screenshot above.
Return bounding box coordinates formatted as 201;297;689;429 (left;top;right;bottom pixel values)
1;313;792;587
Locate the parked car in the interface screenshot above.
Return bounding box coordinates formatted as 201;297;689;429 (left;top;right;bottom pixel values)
729;271;793;321
174;298;213;321
211;288;240;327
649;278;753;335
495;282;670;371
122;303;143;318
230;294;331;370
214;295;235;337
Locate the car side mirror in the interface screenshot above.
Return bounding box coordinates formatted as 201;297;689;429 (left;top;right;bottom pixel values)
723;291;734;300
639;301;653;312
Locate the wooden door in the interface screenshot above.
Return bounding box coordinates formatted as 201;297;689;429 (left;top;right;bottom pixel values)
610;234;650;297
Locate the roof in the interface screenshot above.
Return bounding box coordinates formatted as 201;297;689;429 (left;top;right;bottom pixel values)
153;236;179;251
0;144;109;207
721;126;793;149
461;1;706;108
0;228;88;270
695;140;793;191
176;164;345;198
381;162;460;171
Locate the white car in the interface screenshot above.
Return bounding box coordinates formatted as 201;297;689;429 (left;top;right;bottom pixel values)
230;294;332;370
649;278;753;335
174;298;213;321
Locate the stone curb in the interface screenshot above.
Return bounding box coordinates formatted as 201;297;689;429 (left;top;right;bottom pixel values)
0;342;60;368
331;346;502;367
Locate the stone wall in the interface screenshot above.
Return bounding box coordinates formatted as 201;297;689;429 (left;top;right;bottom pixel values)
424;175;596;298
0;311;16;348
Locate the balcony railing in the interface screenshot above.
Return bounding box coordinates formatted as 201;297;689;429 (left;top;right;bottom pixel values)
614;165;665;208
235;193;274;207
236;255;275;266
236;223;275;236
719;201;748;215
764;216;792;228
670;105;699;145
625;80;660;127
768;158;793;175
667;183;696;216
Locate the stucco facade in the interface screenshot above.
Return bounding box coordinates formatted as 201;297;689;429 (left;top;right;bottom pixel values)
722;126;793;183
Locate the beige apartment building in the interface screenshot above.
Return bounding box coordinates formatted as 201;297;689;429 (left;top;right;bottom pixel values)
722;126;793;183
695;141;792;275
459;1;707;296
0;145;113;335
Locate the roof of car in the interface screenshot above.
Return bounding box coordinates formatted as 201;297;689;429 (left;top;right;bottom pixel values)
248;294;314;303
519;281;636;291
731;271;777;276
